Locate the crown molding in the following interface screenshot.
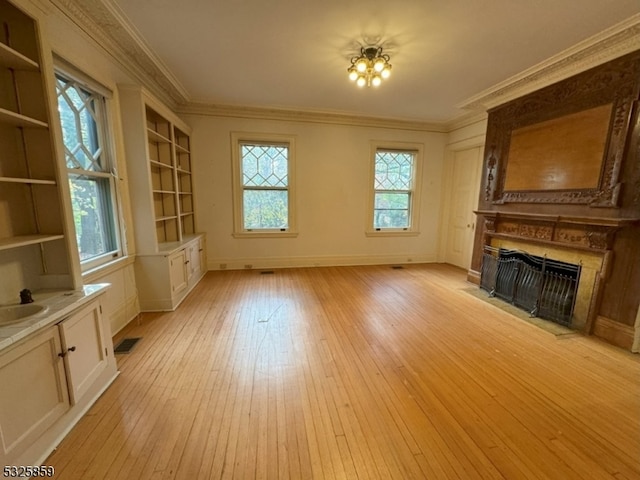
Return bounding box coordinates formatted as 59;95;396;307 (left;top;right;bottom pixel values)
443;111;488;132
46;1;638;133
458;14;640;113
178;102;449;133
49;0;189;109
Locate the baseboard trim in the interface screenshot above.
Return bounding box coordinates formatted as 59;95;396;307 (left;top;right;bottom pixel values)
592;316;635;351
467;269;481;285
209;253;438;271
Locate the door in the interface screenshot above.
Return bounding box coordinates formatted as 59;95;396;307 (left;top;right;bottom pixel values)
0;326;69;464
169;249;188;294
444;146;483;269
186;241;200;284
59;299;107;405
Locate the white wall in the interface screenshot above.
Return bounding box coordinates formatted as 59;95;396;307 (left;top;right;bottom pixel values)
185;114;448;270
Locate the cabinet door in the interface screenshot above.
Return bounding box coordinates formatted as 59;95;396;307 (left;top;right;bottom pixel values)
58;299;107;405
169;249;188;294
0;326;69;464
186;242;199;282
198;237;207;278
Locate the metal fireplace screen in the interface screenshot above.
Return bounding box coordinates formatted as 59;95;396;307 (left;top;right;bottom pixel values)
480;246;581;326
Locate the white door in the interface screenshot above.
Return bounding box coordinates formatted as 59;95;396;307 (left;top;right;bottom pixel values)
186;242;199;283
169;249;188;294
59;299;107;405
0;326;69;464
444;146;483;269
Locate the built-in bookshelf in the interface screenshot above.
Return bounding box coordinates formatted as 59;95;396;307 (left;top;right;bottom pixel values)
0;0;77;302
119;86;197;250
119;86;205;311
146;107;195;243
174;127;194;237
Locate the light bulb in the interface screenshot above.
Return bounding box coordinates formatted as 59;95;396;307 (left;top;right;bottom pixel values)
356;59;367;73
371;75;381;87
356;76;366;87
373;59;385;72
348;69;358;81
381;66;391;79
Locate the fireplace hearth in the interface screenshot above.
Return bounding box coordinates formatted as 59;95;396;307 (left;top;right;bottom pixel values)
480;246;581;326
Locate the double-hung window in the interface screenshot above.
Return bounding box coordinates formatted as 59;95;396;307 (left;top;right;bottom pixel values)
55;67;122;270
231;133;297;237
368;143;422;235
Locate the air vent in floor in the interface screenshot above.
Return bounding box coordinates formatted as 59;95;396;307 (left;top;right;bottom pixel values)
391;265;404;269
260;270;275;274
113;337;141;354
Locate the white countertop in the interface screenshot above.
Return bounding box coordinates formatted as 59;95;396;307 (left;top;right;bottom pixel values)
0;284;110;352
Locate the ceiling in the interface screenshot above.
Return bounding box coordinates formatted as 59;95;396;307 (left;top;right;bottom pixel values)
108;0;640;124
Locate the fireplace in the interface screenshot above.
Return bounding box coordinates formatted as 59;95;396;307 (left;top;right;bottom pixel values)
471;212;633;338
468;52;640;350
481;246;581;326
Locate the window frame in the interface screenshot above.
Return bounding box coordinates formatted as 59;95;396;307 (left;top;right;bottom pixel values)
231;132;297;238
366;141;423;236
54;61;124;272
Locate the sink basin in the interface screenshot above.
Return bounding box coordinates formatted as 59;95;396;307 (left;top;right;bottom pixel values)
0;304;48;325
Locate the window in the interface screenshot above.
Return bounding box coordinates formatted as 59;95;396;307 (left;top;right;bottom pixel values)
368;143;423;235
55;68;122;270
231;133;297;237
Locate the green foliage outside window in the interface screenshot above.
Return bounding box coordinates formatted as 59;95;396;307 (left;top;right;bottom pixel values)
56;73;118;264
241;143;289;230
373;151;415;229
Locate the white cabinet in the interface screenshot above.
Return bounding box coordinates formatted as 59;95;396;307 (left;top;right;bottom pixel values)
135;234;206;311
0;326;69;464
0;293;117;466
169;249;188;295
58;300;108;405
186;236;206;287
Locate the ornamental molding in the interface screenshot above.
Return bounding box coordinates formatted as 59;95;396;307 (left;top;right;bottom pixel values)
459;14;640;113
45;1;640;130
476;211;639;251
178;102;448;133
48;0;189;109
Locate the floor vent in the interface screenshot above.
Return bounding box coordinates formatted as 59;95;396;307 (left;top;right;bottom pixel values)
391;265;404;269
260;270;275;275
113;337;141;354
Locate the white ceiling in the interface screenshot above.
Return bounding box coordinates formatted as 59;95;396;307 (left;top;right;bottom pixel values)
110;0;640;124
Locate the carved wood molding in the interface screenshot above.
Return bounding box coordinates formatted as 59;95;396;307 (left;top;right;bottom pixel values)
484;51;640;207
459;15;640;113
477;211;639;251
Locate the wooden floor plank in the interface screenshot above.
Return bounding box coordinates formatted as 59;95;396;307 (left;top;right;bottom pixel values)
45;264;640;479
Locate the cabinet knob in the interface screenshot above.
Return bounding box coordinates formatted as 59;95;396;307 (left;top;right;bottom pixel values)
58;346;76;358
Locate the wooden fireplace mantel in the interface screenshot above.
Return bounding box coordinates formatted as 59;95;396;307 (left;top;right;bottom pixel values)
474;210;640;252
470;52;640;350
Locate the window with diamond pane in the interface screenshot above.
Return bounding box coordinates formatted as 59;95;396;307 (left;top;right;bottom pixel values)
56;73;120;265
373;150;415;229
241;143;289;229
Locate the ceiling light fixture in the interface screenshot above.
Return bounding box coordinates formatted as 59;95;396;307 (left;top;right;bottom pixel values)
347;46;392;88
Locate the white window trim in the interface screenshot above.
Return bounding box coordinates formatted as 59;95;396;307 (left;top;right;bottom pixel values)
366;141;423;237
231;132;298;238
54;59;126;271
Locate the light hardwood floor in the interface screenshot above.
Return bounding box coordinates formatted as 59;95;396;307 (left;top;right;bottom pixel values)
46;264;640;479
